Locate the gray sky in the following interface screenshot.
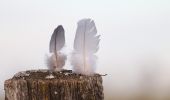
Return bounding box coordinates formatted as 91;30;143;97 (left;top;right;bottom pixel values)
0;0;170;99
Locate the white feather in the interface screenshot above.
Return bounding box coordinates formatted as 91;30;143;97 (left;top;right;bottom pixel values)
71;18;100;75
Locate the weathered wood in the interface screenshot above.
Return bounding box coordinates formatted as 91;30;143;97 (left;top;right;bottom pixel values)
4;69;104;100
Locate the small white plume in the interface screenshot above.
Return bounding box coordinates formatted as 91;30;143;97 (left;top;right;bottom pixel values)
46;25;67;71
71;18;100;75
46;52;66;71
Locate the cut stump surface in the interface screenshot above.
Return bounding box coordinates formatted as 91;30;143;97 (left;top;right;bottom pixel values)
4;69;104;100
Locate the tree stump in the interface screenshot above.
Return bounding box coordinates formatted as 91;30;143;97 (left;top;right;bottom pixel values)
4;69;104;100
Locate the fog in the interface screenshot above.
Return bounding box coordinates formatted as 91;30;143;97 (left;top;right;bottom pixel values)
0;0;170;99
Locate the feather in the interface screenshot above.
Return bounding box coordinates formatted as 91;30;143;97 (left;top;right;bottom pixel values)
50;25;65;52
47;25;66;71
71;18;100;75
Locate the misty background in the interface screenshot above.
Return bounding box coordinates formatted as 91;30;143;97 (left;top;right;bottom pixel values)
0;0;170;99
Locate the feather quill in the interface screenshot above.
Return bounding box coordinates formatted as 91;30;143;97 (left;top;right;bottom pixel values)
46;25;66;71
71;18;100;75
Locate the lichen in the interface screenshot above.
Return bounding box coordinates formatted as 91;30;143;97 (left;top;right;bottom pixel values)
45;74;55;79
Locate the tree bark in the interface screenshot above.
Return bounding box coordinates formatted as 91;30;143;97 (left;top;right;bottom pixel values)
4;69;104;100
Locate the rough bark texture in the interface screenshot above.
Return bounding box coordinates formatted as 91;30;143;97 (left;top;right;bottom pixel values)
4;69;104;100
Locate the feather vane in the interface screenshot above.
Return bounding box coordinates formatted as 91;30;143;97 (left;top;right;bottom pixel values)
50;25;65;52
